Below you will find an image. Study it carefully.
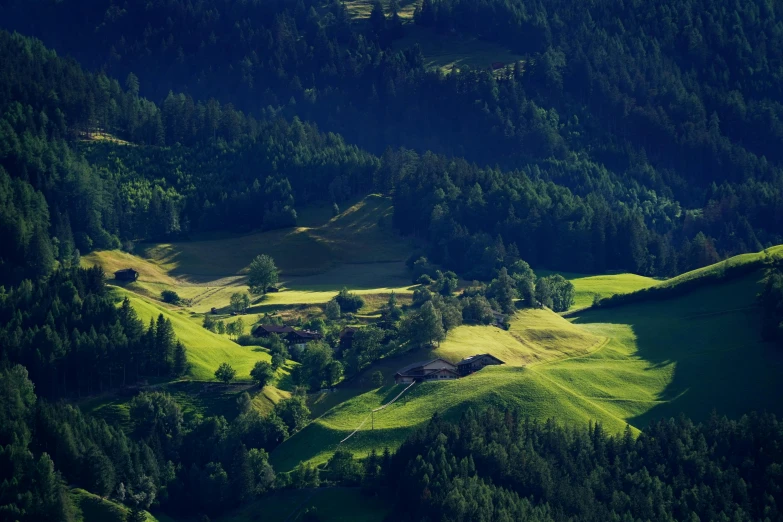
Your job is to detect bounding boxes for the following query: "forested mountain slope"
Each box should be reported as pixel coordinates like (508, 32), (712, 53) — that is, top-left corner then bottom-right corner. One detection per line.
(2, 0), (781, 279)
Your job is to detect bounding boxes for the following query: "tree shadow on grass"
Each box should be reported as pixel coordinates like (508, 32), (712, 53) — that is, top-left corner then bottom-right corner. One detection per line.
(572, 272), (783, 429)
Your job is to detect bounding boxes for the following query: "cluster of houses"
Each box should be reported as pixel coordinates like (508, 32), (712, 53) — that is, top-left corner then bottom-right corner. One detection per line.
(394, 354), (504, 384)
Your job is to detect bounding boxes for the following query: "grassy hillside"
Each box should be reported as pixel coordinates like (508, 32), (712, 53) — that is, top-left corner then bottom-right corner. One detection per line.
(656, 245), (783, 289)
(271, 265), (783, 471)
(114, 288), (274, 381)
(346, 0), (418, 19)
(393, 25), (524, 74)
(536, 270), (660, 311)
(139, 195), (408, 279)
(71, 489), (166, 522)
(85, 196), (416, 315)
(80, 379), (290, 431)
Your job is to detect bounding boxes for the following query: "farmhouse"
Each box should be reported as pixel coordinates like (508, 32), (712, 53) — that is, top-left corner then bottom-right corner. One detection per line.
(338, 326), (358, 353)
(253, 324), (295, 337)
(394, 358), (460, 384)
(252, 324), (323, 349)
(114, 268), (139, 282)
(456, 354), (505, 376)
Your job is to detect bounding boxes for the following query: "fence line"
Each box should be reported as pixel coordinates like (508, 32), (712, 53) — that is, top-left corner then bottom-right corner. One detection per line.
(339, 381), (417, 445)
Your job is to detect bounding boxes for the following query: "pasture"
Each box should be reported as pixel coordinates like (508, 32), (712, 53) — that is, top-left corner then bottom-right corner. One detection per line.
(536, 269), (660, 311)
(114, 288), (276, 381)
(271, 267), (783, 471)
(71, 489), (165, 522)
(345, 0), (418, 19)
(394, 25), (524, 74)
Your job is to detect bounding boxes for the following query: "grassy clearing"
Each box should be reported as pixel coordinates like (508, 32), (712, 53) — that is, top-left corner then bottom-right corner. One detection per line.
(537, 270), (660, 311)
(71, 488), (162, 522)
(138, 195), (408, 279)
(218, 488), (388, 522)
(393, 26), (524, 74)
(79, 380), (290, 429)
(656, 244), (783, 289)
(346, 0), (418, 19)
(271, 266), (783, 471)
(114, 288), (273, 381)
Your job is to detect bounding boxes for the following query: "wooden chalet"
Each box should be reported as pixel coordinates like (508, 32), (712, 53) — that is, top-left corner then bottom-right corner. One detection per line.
(338, 326), (358, 353)
(253, 325), (295, 337)
(252, 324), (323, 348)
(394, 358), (460, 384)
(114, 268), (139, 282)
(456, 353), (505, 376)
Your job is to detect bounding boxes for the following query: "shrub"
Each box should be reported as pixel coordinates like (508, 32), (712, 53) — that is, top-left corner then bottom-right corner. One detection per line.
(161, 290), (181, 304)
(333, 287), (364, 312)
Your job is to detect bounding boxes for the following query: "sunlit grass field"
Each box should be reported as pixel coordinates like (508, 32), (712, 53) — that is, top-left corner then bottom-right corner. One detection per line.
(536, 269), (660, 311)
(71, 488), (165, 522)
(139, 195), (408, 279)
(393, 25), (524, 74)
(271, 268), (783, 471)
(115, 288), (273, 381)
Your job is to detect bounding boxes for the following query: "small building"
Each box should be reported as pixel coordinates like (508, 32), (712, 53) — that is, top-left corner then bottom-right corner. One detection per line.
(253, 325), (295, 337)
(456, 354), (505, 376)
(394, 358), (460, 384)
(338, 327), (358, 353)
(289, 329), (323, 350)
(114, 268), (139, 282)
(252, 324), (323, 349)
(266, 285), (280, 293)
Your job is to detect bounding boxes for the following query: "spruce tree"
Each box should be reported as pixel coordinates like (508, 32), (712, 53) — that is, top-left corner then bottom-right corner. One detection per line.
(173, 342), (187, 376)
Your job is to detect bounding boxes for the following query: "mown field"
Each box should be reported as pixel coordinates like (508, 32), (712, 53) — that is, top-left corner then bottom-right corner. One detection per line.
(536, 270), (660, 311)
(114, 288), (276, 381)
(271, 262), (783, 471)
(393, 25), (524, 74)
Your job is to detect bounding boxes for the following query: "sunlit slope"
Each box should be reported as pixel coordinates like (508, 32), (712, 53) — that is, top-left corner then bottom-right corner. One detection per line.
(272, 267), (783, 471)
(139, 194), (409, 279)
(536, 269), (659, 311)
(657, 244), (783, 289)
(436, 308), (604, 366)
(569, 270), (782, 426)
(114, 288), (271, 380)
(71, 488), (165, 522)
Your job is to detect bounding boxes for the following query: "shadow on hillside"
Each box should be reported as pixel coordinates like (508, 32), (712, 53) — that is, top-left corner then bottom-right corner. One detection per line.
(572, 272), (783, 429)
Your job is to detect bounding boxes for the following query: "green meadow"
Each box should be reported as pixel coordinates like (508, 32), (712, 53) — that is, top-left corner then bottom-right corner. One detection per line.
(71, 489), (167, 522)
(393, 25), (524, 74)
(536, 269), (660, 311)
(115, 288), (275, 381)
(271, 264), (783, 471)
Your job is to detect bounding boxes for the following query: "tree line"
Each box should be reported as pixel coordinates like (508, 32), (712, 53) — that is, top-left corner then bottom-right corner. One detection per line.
(0, 266), (187, 399)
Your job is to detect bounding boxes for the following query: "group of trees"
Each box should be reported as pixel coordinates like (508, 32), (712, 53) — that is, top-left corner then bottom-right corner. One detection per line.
(1, 0), (781, 283)
(380, 407), (783, 521)
(0, 362), (317, 520)
(0, 266), (187, 399)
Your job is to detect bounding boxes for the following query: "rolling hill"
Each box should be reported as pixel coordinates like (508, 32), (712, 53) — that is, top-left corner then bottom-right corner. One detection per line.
(271, 249), (783, 471)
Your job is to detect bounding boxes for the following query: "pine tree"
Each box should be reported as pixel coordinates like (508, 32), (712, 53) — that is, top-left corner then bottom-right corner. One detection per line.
(173, 342), (187, 376)
(155, 314), (175, 375)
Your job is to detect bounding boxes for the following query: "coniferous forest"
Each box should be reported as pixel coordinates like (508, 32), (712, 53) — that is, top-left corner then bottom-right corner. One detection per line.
(1, 0), (783, 520)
